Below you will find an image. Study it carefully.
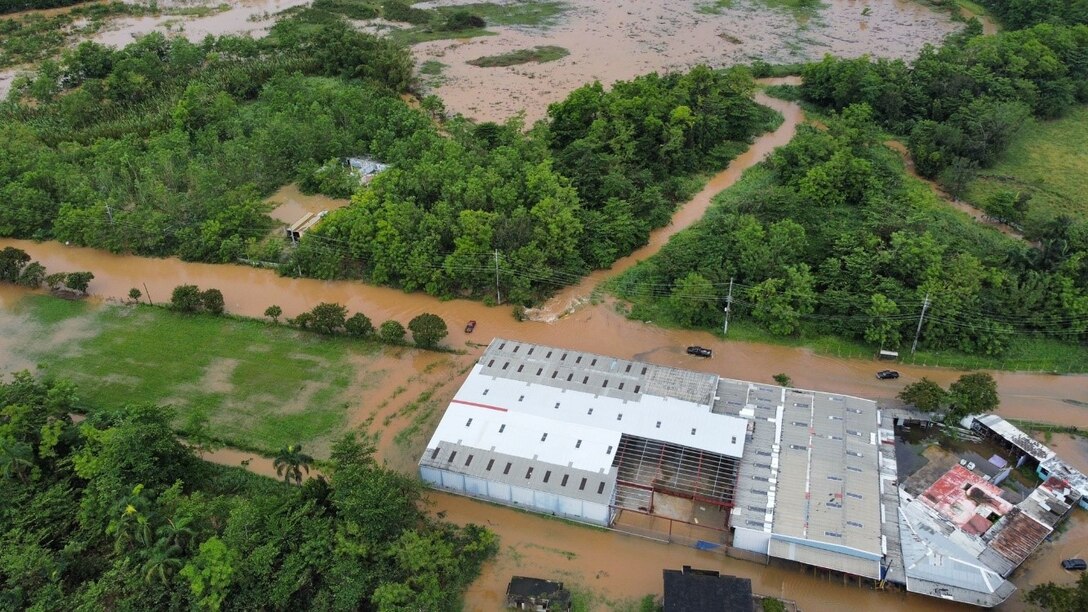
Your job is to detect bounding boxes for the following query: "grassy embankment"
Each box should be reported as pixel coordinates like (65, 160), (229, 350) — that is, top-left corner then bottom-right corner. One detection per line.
(608, 164), (1088, 374)
(467, 45), (569, 67)
(964, 105), (1088, 236)
(0, 294), (437, 455)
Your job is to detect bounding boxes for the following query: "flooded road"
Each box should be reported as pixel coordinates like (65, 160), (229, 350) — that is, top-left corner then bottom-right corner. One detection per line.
(4, 235), (1088, 431)
(415, 0), (959, 123)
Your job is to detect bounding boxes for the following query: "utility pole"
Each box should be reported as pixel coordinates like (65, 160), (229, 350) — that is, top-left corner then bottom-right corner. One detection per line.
(494, 249), (501, 305)
(911, 291), (930, 355)
(142, 282), (153, 306)
(723, 277), (734, 335)
(106, 205), (114, 225)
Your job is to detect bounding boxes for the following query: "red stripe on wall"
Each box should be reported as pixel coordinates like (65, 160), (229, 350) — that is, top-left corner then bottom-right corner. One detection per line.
(451, 399), (509, 412)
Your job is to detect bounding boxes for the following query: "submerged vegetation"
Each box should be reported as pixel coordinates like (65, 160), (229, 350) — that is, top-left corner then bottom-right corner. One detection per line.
(0, 372), (496, 609)
(467, 45), (569, 67)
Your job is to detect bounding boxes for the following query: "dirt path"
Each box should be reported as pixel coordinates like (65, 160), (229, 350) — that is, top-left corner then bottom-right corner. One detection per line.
(885, 140), (1030, 241)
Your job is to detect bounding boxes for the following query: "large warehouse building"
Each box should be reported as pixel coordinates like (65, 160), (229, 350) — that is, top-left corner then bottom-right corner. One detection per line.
(420, 339), (890, 577)
(419, 338), (749, 526)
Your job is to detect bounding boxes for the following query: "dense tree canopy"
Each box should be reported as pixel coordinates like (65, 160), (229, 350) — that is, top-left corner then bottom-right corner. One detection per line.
(0, 373), (495, 610)
(615, 100), (1088, 354)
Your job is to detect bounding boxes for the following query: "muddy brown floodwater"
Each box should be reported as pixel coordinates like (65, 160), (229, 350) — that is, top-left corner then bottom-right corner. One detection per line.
(91, 0), (312, 48)
(265, 183), (351, 225)
(415, 0), (959, 123)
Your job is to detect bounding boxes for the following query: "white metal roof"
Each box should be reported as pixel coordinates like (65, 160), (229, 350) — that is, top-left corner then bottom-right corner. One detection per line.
(449, 361), (747, 461)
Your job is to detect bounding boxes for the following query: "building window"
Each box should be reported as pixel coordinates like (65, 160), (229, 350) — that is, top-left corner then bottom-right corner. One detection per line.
(561, 353), (567, 361)
(483, 389), (489, 395)
(561, 475), (569, 487)
(525, 467), (533, 479)
(528, 347), (534, 355)
(576, 356), (582, 364)
(541, 433), (548, 442)
(517, 365), (524, 373)
(616, 414), (622, 421)
(603, 380), (609, 388)
(597, 482), (606, 495)
(567, 373), (573, 381)
(486, 459), (495, 471)
(582, 376), (589, 384)
(487, 359), (495, 367)
(499, 342), (506, 350)
(536, 368), (543, 375)
(691, 428), (697, 435)
(465, 418), (473, 427)
(430, 448), (440, 460)
(543, 470), (551, 483)
(465, 455), (473, 466)
(502, 362), (510, 370)
(576, 440), (582, 448)
(448, 451), (457, 463)
(656, 421), (661, 428)
(579, 478), (587, 491)
(546, 351), (552, 358)
(587, 408), (593, 415)
(731, 436), (736, 444)
(847, 521), (864, 528)
(606, 445), (613, 454)
(552, 371), (558, 379)
(503, 462), (512, 475)
(618, 382), (624, 390)
(591, 358), (597, 366)
(625, 364), (632, 373)
(518, 395), (524, 402)
(634, 385), (641, 394)
(499, 424), (506, 433)
(554, 402), (560, 409)
(513, 345), (520, 353)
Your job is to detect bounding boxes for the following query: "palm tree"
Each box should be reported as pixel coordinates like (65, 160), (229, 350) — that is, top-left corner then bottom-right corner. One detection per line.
(273, 444), (314, 486)
(0, 438), (34, 484)
(157, 516), (196, 551)
(142, 539), (183, 586)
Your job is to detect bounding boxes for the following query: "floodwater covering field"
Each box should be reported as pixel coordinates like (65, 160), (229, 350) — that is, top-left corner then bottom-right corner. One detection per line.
(414, 0), (960, 122)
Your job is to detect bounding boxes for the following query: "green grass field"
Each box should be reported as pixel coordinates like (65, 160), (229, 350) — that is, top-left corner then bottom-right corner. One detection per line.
(965, 105), (1088, 235)
(1, 295), (387, 454)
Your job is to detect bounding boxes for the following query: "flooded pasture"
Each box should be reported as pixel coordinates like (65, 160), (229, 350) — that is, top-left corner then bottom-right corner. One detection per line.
(265, 183), (351, 225)
(414, 0), (960, 123)
(91, 0), (312, 48)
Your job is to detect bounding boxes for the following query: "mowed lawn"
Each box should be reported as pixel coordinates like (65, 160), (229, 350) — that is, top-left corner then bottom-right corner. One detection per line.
(2, 295), (381, 454)
(966, 105), (1088, 233)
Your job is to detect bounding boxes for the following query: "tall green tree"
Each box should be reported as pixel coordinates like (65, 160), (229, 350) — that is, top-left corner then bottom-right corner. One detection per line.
(408, 313), (448, 349)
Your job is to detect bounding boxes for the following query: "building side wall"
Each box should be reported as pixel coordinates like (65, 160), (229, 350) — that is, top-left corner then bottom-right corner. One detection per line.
(421, 466), (611, 525)
(732, 527), (772, 555)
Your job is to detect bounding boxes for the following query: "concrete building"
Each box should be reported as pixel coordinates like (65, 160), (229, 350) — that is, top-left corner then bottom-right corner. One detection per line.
(722, 381), (889, 580)
(419, 339), (748, 526)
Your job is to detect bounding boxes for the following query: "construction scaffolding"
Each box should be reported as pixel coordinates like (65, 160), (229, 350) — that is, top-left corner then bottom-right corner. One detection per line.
(612, 434), (739, 523)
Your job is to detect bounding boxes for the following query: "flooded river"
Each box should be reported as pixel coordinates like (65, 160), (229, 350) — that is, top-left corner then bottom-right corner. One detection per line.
(415, 0), (960, 122)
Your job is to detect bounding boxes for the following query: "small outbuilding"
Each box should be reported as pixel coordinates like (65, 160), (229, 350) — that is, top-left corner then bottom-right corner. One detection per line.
(662, 566), (753, 612)
(505, 576), (571, 611)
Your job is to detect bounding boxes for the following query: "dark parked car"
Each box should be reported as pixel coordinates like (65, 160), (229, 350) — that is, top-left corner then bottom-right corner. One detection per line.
(464, 320), (476, 334)
(876, 370), (900, 380)
(1062, 559), (1087, 571)
(686, 346), (712, 358)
